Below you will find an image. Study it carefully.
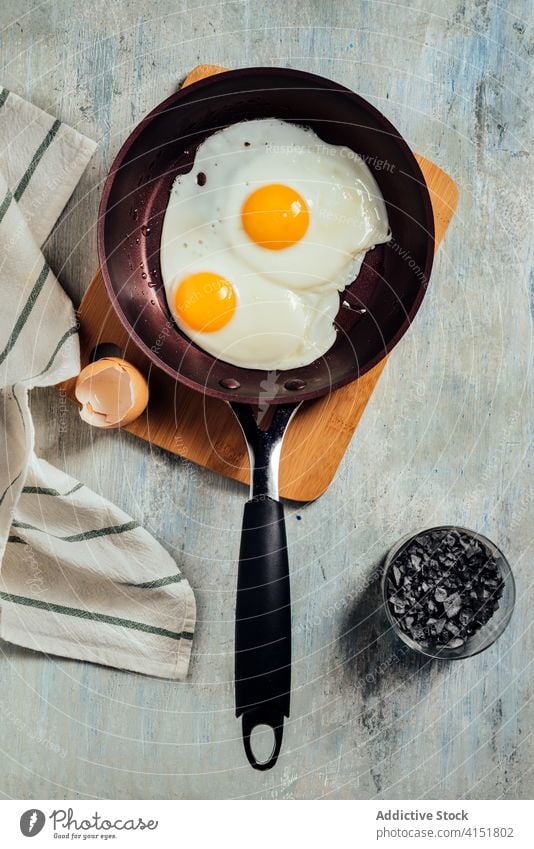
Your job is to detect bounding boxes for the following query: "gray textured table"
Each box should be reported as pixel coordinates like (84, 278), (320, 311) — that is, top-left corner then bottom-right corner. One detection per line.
(0, 0), (532, 799)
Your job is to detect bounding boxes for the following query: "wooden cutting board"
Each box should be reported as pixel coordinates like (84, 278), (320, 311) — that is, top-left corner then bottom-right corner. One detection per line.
(60, 65), (458, 502)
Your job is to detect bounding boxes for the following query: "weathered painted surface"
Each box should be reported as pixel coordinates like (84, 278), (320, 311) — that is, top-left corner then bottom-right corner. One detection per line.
(0, 0), (532, 799)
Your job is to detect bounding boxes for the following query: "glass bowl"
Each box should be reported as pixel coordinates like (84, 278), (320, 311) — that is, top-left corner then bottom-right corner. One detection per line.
(381, 525), (515, 660)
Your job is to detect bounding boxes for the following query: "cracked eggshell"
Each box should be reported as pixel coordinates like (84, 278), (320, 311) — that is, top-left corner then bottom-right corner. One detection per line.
(75, 357), (149, 428)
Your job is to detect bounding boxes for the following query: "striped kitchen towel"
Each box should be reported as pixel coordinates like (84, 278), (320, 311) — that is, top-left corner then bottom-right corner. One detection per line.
(0, 87), (195, 680)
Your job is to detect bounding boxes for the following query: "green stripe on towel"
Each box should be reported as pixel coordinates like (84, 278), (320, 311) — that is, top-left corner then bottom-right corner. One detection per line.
(0, 187), (13, 224)
(30, 324), (78, 379)
(0, 470), (23, 505)
(11, 385), (26, 433)
(0, 261), (50, 366)
(22, 482), (83, 497)
(11, 518), (139, 542)
(14, 119), (61, 202)
(0, 591), (193, 642)
(0, 88), (9, 109)
(134, 574), (184, 589)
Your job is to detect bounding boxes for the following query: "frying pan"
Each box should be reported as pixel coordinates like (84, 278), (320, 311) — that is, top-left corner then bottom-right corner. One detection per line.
(98, 67), (434, 770)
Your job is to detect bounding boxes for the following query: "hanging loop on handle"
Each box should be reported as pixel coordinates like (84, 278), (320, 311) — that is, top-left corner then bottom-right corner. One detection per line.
(241, 707), (285, 771)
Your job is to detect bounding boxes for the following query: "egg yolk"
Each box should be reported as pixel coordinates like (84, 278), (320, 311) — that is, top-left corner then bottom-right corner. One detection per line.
(241, 184), (309, 250)
(173, 272), (236, 332)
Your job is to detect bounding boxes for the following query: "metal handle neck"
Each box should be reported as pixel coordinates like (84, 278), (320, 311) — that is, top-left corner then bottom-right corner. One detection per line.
(230, 402), (301, 501)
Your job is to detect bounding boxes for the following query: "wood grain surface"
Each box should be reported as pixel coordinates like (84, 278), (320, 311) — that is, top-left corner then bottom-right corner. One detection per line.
(62, 136), (457, 501)
(0, 0), (531, 802)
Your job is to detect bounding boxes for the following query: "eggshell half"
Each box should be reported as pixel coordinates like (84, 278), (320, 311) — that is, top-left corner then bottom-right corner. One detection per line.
(75, 357), (149, 428)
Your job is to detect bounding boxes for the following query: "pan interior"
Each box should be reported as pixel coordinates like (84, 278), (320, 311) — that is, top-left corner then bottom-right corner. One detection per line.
(100, 68), (434, 404)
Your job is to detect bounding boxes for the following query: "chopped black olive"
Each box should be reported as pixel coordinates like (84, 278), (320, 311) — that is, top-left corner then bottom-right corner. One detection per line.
(385, 529), (504, 651)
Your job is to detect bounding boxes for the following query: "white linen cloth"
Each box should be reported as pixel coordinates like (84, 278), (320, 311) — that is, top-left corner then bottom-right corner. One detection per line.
(0, 87), (195, 679)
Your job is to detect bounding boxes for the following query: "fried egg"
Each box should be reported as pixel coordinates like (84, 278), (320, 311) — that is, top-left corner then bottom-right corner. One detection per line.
(160, 119), (389, 370)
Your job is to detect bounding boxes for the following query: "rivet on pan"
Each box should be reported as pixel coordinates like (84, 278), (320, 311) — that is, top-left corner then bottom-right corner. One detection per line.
(220, 377), (241, 390)
(284, 378), (306, 391)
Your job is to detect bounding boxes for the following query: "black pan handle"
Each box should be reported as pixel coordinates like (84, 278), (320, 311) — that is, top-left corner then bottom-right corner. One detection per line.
(235, 495), (291, 770)
(231, 402), (299, 770)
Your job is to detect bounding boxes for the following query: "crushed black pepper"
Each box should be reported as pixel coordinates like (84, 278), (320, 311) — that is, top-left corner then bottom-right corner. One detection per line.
(385, 528), (504, 650)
